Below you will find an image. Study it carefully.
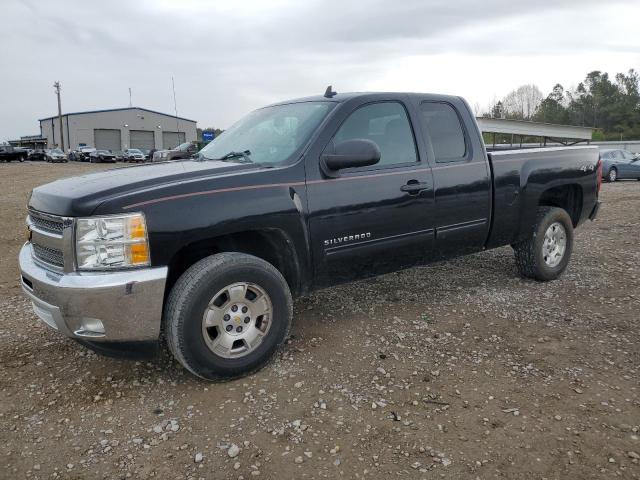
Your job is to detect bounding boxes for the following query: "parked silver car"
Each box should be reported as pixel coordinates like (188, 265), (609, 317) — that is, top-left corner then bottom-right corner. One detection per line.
(124, 148), (146, 163)
(45, 148), (68, 163)
(600, 149), (640, 182)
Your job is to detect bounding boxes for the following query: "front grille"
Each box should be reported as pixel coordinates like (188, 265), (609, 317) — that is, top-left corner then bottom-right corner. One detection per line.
(28, 212), (64, 235)
(32, 243), (64, 268)
(28, 210), (67, 269)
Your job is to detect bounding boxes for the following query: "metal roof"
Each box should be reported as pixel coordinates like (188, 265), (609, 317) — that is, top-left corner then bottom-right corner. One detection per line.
(38, 107), (196, 123)
(476, 117), (593, 140)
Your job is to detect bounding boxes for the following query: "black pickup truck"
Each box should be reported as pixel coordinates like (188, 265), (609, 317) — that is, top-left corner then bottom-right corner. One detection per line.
(0, 145), (28, 162)
(19, 90), (601, 381)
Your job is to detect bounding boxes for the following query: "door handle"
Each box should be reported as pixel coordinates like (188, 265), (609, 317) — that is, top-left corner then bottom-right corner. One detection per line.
(401, 180), (430, 194)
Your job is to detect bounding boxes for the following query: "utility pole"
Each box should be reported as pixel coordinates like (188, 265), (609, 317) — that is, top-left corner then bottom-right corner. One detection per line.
(53, 81), (64, 151)
(129, 87), (132, 107)
(171, 76), (179, 135)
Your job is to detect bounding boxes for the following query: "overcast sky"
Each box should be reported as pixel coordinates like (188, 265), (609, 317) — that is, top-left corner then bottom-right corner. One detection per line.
(1, 0), (639, 140)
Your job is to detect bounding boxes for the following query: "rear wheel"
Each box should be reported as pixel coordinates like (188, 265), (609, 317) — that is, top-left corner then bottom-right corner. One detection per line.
(607, 167), (617, 182)
(513, 207), (574, 281)
(164, 252), (293, 381)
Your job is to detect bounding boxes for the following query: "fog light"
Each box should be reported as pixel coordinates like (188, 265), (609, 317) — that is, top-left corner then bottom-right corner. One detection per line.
(74, 318), (106, 338)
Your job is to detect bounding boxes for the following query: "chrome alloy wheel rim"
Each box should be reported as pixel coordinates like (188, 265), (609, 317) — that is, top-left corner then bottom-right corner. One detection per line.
(542, 221), (567, 267)
(201, 282), (273, 359)
(609, 169), (617, 181)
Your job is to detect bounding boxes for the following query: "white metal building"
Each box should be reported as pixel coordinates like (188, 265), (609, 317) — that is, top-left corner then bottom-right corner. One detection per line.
(39, 107), (197, 152)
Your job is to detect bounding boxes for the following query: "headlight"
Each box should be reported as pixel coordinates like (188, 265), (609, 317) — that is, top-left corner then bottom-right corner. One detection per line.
(75, 213), (150, 270)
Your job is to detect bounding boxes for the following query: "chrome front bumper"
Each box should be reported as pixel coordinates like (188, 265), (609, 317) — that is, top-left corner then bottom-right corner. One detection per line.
(19, 243), (167, 342)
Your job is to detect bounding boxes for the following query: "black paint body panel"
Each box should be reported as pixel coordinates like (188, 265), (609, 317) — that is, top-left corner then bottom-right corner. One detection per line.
(27, 92), (600, 295)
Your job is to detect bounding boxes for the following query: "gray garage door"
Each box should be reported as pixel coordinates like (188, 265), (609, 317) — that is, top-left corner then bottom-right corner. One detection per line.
(94, 129), (122, 152)
(130, 130), (155, 150)
(162, 131), (186, 149)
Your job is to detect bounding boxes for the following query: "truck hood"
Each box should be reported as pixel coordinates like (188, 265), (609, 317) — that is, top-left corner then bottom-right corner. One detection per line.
(29, 160), (250, 217)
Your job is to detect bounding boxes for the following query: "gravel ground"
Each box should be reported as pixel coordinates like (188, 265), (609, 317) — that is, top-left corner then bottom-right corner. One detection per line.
(1, 162), (639, 479)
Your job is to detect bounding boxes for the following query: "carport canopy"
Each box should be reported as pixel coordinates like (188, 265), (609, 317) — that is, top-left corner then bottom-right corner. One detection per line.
(476, 118), (594, 147)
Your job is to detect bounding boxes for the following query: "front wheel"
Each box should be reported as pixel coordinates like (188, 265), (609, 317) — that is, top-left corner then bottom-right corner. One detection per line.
(607, 168), (617, 182)
(164, 252), (293, 381)
(513, 207), (574, 282)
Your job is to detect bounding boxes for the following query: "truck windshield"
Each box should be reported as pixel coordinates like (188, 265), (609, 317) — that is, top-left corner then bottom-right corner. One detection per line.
(199, 101), (334, 165)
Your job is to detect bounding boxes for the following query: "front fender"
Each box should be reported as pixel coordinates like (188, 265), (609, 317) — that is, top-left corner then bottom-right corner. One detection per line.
(93, 163), (311, 289)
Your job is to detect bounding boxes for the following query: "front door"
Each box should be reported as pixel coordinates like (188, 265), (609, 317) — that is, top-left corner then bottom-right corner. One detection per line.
(306, 99), (436, 287)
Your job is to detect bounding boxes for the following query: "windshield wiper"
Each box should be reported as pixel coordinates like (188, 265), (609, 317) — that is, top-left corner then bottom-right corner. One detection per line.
(215, 150), (253, 162)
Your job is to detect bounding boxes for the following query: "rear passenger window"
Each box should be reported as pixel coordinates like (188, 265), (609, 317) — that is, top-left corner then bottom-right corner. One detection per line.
(334, 102), (417, 167)
(420, 102), (467, 162)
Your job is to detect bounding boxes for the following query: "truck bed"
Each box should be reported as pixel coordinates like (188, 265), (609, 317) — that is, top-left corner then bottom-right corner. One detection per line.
(486, 145), (600, 249)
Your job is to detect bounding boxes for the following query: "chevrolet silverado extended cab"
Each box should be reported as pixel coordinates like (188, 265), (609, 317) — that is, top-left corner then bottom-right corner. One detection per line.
(19, 91), (601, 381)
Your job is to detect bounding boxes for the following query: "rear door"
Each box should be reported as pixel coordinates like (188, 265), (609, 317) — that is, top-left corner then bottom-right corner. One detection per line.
(415, 100), (491, 258)
(307, 98), (436, 287)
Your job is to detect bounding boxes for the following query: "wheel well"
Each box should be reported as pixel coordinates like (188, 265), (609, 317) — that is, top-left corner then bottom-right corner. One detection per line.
(538, 184), (582, 227)
(165, 230), (301, 298)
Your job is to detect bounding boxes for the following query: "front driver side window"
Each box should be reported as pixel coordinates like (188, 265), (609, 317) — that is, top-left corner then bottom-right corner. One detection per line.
(334, 102), (417, 167)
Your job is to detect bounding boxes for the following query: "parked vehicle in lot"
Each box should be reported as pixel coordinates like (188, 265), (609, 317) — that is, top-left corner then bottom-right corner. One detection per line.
(28, 149), (47, 161)
(0, 144), (27, 162)
(45, 149), (68, 163)
(600, 148), (640, 181)
(72, 147), (97, 162)
(89, 149), (116, 163)
(124, 148), (147, 162)
(153, 142), (198, 161)
(20, 91), (601, 381)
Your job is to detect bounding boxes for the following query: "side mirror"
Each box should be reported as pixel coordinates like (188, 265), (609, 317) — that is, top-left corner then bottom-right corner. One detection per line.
(322, 139), (381, 173)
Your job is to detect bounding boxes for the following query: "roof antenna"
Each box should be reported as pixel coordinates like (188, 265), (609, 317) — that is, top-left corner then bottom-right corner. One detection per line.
(324, 85), (337, 98)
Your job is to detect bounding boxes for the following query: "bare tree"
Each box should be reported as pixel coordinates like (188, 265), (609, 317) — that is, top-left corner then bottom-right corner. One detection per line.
(502, 85), (543, 120)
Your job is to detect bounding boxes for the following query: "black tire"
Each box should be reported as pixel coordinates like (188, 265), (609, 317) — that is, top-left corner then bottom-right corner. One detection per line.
(607, 167), (617, 182)
(513, 207), (574, 282)
(164, 252), (293, 381)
